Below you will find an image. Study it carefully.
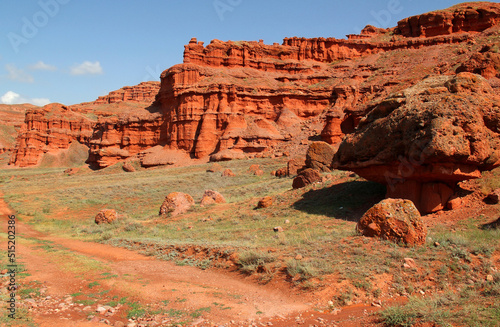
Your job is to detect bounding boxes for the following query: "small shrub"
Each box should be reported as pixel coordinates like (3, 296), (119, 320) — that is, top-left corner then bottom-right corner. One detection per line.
(237, 250), (275, 274)
(286, 260), (317, 280)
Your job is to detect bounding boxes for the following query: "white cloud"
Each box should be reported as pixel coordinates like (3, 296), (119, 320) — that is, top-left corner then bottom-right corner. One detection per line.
(29, 61), (57, 71)
(5, 64), (34, 83)
(0, 91), (50, 106)
(70, 61), (103, 76)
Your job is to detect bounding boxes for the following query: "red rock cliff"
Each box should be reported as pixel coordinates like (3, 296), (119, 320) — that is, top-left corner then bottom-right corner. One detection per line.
(93, 81), (160, 104)
(9, 2), (500, 168)
(9, 104), (94, 167)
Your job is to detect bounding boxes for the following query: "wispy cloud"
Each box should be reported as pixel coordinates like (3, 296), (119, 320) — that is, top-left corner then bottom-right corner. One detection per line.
(70, 61), (103, 76)
(0, 91), (50, 106)
(5, 64), (34, 83)
(29, 61), (57, 71)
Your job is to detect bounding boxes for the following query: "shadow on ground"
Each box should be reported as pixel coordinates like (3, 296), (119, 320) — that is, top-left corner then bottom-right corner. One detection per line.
(293, 180), (386, 222)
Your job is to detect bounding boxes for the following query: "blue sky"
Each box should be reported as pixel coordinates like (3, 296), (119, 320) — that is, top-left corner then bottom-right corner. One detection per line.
(0, 0), (470, 105)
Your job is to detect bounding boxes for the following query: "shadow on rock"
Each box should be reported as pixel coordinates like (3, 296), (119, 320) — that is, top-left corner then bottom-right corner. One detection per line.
(292, 180), (386, 222)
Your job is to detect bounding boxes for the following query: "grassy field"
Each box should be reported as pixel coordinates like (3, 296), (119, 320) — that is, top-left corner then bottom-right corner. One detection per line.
(1, 158), (500, 326)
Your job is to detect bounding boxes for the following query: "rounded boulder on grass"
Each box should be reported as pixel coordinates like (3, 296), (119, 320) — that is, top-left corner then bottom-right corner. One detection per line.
(95, 209), (118, 225)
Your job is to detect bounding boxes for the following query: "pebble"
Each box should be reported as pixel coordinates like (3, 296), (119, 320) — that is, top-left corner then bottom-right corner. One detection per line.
(486, 275), (494, 282)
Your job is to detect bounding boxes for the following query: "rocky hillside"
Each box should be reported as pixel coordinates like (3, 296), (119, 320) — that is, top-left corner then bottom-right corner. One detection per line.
(7, 2), (500, 168)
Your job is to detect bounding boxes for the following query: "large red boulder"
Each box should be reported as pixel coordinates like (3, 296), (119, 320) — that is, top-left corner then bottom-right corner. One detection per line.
(159, 192), (195, 216)
(305, 141), (335, 172)
(292, 168), (322, 189)
(333, 73), (500, 214)
(200, 190), (226, 206)
(357, 199), (427, 246)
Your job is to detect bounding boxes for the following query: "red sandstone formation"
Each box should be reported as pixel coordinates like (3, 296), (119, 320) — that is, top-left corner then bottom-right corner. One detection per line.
(8, 2), (500, 169)
(333, 73), (500, 214)
(0, 104), (33, 155)
(9, 84), (162, 168)
(9, 104), (94, 167)
(93, 82), (160, 104)
(397, 2), (500, 38)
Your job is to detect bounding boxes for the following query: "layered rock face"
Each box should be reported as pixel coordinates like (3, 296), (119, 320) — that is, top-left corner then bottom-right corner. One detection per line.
(10, 85), (162, 168)
(0, 104), (33, 155)
(87, 110), (166, 168)
(156, 56), (331, 159)
(397, 2), (500, 37)
(9, 104), (94, 167)
(93, 81), (160, 104)
(333, 73), (500, 214)
(8, 2), (500, 168)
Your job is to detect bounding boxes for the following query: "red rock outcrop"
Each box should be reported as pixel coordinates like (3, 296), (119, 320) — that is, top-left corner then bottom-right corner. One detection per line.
(0, 104), (33, 155)
(93, 82), (160, 104)
(397, 2), (500, 38)
(9, 104), (94, 167)
(333, 73), (500, 214)
(9, 85), (164, 168)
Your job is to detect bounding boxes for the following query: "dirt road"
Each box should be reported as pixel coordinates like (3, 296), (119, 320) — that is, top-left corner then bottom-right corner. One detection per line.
(1, 194), (379, 326)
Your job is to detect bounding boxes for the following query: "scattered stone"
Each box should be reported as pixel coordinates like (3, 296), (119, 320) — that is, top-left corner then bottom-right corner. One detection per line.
(96, 306), (107, 314)
(447, 196), (462, 210)
(114, 321), (125, 327)
(257, 196), (273, 208)
(295, 254), (303, 260)
(83, 306), (92, 312)
(403, 258), (417, 269)
(64, 168), (79, 176)
(207, 163), (223, 173)
(222, 168), (236, 177)
(1, 269), (7, 275)
(200, 190), (226, 206)
(486, 274), (494, 282)
(357, 198), (427, 246)
(159, 192), (194, 216)
(284, 219), (290, 224)
(122, 162), (136, 172)
(254, 169), (264, 176)
(95, 209), (118, 225)
(292, 168), (321, 189)
(210, 149), (246, 162)
(306, 141), (335, 172)
(273, 226), (284, 232)
(273, 167), (288, 178)
(248, 164), (261, 173)
(434, 242), (441, 247)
